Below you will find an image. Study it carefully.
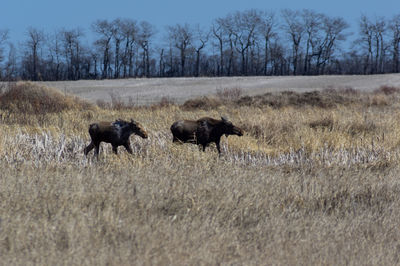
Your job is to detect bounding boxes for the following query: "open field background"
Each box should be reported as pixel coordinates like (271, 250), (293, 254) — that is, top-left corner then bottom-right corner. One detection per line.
(1, 80), (400, 264)
(39, 74), (400, 105)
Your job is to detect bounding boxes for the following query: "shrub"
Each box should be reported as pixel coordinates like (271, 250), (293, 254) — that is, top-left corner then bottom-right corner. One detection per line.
(309, 117), (334, 131)
(97, 93), (141, 110)
(374, 85), (400, 95)
(0, 81), (94, 114)
(157, 96), (175, 107)
(96, 99), (111, 109)
(234, 91), (351, 109)
(181, 96), (222, 110)
(347, 121), (377, 136)
(337, 86), (360, 95)
(324, 86), (359, 95)
(369, 94), (389, 106)
(240, 122), (264, 139)
(109, 92), (126, 110)
(216, 87), (243, 101)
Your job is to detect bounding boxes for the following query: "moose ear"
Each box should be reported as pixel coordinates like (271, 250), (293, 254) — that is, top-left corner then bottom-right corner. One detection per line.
(221, 116), (228, 122)
(131, 119), (136, 124)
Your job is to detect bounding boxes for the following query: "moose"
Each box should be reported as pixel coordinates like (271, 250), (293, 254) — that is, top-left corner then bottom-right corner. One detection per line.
(84, 119), (148, 157)
(170, 116), (243, 154)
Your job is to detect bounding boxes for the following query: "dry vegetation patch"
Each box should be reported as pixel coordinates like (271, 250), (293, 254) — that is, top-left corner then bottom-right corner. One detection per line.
(1, 83), (400, 264)
(234, 90), (354, 109)
(0, 81), (94, 114)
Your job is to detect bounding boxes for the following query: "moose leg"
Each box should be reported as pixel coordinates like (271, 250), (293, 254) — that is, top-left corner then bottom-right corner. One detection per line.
(202, 144), (206, 152)
(123, 142), (133, 154)
(215, 140), (221, 154)
(84, 142), (95, 156)
(173, 136), (185, 144)
(94, 143), (100, 157)
(112, 145), (118, 154)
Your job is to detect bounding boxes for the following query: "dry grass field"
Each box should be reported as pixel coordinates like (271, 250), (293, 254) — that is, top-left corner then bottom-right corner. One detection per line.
(39, 74), (400, 105)
(1, 81), (400, 265)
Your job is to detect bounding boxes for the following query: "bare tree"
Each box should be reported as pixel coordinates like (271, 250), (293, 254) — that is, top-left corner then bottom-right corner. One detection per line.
(358, 15), (374, 74)
(24, 27), (45, 80)
(218, 15), (236, 76)
(192, 25), (209, 77)
(0, 29), (9, 79)
(89, 48), (99, 78)
(61, 28), (85, 80)
(231, 10), (261, 75)
(4, 8), (400, 79)
(2, 43), (17, 81)
(315, 16), (349, 74)
(138, 21), (156, 77)
(157, 47), (165, 76)
(111, 19), (124, 78)
(281, 9), (304, 75)
(119, 19), (137, 78)
(212, 19), (226, 75)
(164, 39), (177, 76)
(389, 14), (400, 72)
(46, 31), (63, 80)
(301, 9), (323, 74)
(0, 30), (8, 62)
(92, 19), (114, 79)
(370, 17), (386, 73)
(357, 16), (388, 74)
(258, 11), (276, 75)
(167, 23), (193, 76)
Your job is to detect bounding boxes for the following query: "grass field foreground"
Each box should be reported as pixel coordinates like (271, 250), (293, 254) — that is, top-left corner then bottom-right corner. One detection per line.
(1, 82), (400, 264)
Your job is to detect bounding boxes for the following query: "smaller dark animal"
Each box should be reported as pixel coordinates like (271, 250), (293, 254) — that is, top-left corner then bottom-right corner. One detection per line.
(84, 119), (148, 157)
(170, 116), (243, 154)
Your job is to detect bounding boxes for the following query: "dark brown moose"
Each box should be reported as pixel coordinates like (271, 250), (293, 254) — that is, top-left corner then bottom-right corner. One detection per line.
(170, 116), (243, 154)
(84, 119), (148, 157)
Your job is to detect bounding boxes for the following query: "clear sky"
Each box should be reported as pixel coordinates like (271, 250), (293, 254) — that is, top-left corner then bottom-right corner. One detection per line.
(1, 0), (399, 44)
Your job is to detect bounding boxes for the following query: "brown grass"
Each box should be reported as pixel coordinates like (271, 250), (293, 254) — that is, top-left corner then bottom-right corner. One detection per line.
(1, 83), (400, 265)
(374, 85), (400, 95)
(0, 81), (94, 114)
(234, 90), (352, 109)
(181, 96), (222, 110)
(216, 87), (243, 101)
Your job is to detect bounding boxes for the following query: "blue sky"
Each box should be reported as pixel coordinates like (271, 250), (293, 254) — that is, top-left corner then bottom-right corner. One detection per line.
(1, 0), (399, 44)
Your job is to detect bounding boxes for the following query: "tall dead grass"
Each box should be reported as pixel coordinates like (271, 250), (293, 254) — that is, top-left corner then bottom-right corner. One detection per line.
(0, 82), (94, 114)
(1, 83), (400, 265)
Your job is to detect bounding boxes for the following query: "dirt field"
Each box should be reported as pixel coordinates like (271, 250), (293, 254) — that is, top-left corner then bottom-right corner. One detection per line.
(39, 74), (400, 105)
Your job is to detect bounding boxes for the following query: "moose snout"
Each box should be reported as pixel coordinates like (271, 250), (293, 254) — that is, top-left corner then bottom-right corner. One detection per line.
(234, 127), (244, 136)
(141, 131), (149, 139)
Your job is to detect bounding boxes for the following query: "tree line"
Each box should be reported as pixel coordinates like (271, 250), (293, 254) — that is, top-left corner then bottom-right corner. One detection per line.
(0, 9), (400, 81)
